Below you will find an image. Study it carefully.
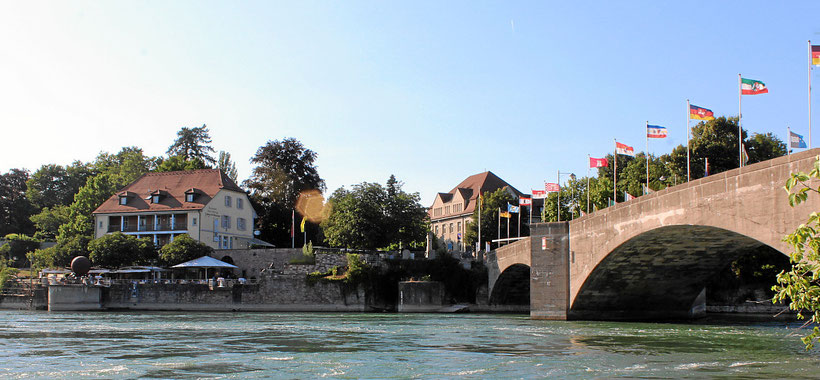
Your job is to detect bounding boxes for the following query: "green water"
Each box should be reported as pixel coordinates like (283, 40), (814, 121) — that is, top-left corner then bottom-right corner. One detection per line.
(1, 311), (818, 379)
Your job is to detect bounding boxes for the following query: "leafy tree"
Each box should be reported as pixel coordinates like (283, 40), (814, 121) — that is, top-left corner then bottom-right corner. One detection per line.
(92, 146), (155, 184)
(25, 161), (93, 209)
(218, 151), (238, 182)
(0, 169), (37, 236)
(322, 183), (388, 249)
(158, 234), (213, 266)
(167, 124), (216, 166)
(0, 233), (41, 267)
(155, 155), (208, 172)
(29, 205), (70, 240)
(747, 132), (787, 163)
(463, 188), (520, 250)
(541, 177), (587, 222)
(57, 173), (125, 244)
(384, 175), (428, 249)
(773, 159), (820, 349)
(88, 232), (157, 268)
(244, 138), (325, 247)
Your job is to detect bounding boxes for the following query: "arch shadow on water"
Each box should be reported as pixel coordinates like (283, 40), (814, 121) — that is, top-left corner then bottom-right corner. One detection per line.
(490, 264), (530, 306)
(569, 225), (785, 321)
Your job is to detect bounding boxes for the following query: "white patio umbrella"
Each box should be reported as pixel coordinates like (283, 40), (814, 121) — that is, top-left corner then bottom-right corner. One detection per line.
(171, 256), (238, 280)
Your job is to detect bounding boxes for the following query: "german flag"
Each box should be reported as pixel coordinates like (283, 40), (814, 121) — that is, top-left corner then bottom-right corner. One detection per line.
(689, 104), (715, 121)
(812, 45), (820, 66)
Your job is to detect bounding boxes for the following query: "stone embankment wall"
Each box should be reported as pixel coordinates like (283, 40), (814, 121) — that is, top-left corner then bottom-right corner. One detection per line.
(214, 248), (302, 279)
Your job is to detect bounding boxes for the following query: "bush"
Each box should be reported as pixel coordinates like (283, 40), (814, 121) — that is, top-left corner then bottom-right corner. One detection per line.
(158, 234), (213, 266)
(290, 241), (316, 264)
(0, 234), (41, 267)
(88, 232), (157, 268)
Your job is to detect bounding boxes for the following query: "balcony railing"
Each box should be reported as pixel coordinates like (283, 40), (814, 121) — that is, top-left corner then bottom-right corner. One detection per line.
(108, 223), (187, 233)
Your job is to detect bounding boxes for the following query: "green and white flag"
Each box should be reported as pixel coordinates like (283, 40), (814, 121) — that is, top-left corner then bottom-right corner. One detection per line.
(741, 78), (768, 95)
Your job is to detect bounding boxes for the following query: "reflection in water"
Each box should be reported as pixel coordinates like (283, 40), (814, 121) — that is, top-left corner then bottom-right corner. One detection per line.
(0, 311), (818, 378)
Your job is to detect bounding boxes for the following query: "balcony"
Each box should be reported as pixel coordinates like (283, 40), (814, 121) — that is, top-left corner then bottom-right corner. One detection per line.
(108, 223), (187, 233)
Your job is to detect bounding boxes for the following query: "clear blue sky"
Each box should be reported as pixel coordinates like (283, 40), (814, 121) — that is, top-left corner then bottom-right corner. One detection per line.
(2, 1), (819, 204)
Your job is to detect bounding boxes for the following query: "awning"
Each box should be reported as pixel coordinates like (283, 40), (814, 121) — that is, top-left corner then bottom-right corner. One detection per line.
(171, 256), (239, 269)
(241, 237), (275, 247)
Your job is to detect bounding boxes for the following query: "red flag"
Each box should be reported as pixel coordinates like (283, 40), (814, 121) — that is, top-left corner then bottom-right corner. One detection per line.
(545, 183), (560, 192)
(589, 157), (608, 168)
(532, 189), (546, 199)
(615, 142), (635, 157)
(519, 197), (532, 206)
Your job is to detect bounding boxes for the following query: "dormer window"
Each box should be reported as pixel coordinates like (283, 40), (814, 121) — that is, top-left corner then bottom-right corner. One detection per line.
(152, 195), (161, 204)
(119, 196), (128, 205)
(117, 191), (135, 206)
(149, 190), (168, 204)
(185, 188), (200, 203)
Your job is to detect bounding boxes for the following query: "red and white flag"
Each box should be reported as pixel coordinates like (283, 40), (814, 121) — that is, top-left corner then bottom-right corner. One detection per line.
(532, 189), (547, 199)
(519, 197), (532, 206)
(616, 142), (635, 157)
(589, 157), (609, 168)
(545, 182), (560, 192)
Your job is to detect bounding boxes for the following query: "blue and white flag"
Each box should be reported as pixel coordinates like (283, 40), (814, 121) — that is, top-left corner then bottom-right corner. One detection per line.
(647, 125), (667, 138)
(791, 131), (807, 149)
(507, 203), (520, 213)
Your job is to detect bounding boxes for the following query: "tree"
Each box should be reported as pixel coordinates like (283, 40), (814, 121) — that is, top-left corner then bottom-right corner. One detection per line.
(218, 151), (238, 182)
(773, 159), (820, 349)
(244, 138), (325, 247)
(167, 124), (216, 166)
(463, 188), (520, 251)
(0, 233), (40, 267)
(747, 132), (787, 163)
(25, 162), (93, 210)
(92, 146), (155, 184)
(0, 169), (37, 236)
(321, 176), (428, 250)
(87, 232), (157, 268)
(29, 205), (70, 240)
(155, 155), (208, 172)
(158, 234), (213, 266)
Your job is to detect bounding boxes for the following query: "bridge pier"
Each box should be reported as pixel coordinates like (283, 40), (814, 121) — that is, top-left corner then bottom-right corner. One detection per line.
(530, 222), (570, 320)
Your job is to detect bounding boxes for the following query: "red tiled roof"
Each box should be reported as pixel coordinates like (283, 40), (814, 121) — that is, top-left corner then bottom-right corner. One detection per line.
(92, 169), (244, 214)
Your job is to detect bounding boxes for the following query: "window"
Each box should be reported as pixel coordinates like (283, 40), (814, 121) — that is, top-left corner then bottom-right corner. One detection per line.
(152, 195), (160, 204)
(449, 223), (453, 233)
(98, 221), (103, 229)
(225, 196), (232, 207)
(434, 225), (439, 235)
(214, 218), (219, 231)
(237, 218), (246, 231)
(192, 217), (197, 226)
(237, 198), (243, 209)
(221, 235), (229, 249)
(457, 222), (461, 232)
(186, 193), (195, 202)
(119, 197), (127, 205)
(222, 215), (231, 229)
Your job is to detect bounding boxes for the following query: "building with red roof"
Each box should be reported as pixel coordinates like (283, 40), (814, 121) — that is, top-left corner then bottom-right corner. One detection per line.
(92, 169), (261, 249)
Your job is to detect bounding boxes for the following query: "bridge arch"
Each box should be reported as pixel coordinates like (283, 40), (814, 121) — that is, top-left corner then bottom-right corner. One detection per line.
(568, 225), (781, 320)
(489, 264), (531, 305)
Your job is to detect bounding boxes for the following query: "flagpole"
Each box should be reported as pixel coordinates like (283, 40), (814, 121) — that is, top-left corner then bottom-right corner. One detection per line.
(613, 139), (617, 205)
(645, 120), (649, 195)
(586, 154), (590, 214)
(497, 207), (500, 248)
(303, 217), (306, 246)
(686, 99), (691, 182)
(810, 40), (813, 149)
(739, 73), (743, 168)
(478, 193), (481, 253)
(528, 196), (532, 225)
(788, 126), (791, 157)
(556, 169), (561, 222)
(291, 209), (295, 248)
(517, 208), (520, 237)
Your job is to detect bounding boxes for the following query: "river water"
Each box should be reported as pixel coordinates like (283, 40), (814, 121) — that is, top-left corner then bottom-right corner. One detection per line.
(1, 311), (819, 379)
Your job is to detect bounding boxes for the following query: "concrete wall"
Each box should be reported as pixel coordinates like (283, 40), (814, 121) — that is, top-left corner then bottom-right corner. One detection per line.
(398, 281), (444, 312)
(529, 223), (569, 320)
(48, 285), (102, 311)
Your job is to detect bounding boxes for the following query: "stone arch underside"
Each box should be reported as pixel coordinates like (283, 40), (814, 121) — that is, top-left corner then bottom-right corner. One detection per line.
(568, 225), (780, 320)
(489, 264), (531, 305)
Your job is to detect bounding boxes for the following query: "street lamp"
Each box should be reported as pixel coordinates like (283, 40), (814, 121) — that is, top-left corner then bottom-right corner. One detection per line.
(557, 171), (576, 222)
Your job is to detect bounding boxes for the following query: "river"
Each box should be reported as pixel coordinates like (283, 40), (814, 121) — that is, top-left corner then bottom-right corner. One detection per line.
(1, 311), (818, 378)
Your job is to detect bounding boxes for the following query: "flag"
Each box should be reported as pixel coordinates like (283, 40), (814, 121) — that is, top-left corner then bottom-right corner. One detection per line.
(813, 45), (820, 66)
(689, 104), (715, 120)
(300, 217), (306, 233)
(616, 142), (635, 157)
(741, 78), (768, 95)
(500, 211), (511, 218)
(589, 157), (608, 168)
(642, 184), (653, 195)
(545, 182), (560, 192)
(519, 197), (532, 206)
(507, 203), (520, 213)
(647, 125), (667, 138)
(624, 192), (635, 201)
(790, 131), (808, 149)
(532, 189), (547, 199)
(741, 143), (749, 165)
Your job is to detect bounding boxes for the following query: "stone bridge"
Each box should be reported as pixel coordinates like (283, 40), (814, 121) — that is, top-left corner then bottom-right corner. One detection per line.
(487, 148), (820, 320)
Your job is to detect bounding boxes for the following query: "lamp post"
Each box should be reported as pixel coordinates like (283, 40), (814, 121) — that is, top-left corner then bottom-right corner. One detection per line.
(557, 171), (576, 222)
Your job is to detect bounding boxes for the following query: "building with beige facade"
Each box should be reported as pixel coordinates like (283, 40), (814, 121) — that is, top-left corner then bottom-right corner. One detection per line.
(92, 169), (262, 250)
(429, 171), (523, 252)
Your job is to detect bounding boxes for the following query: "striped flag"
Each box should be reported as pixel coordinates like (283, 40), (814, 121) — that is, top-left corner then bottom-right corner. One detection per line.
(689, 104), (715, 120)
(791, 131), (808, 149)
(813, 45), (820, 66)
(647, 125), (667, 138)
(507, 203), (520, 213)
(741, 78), (768, 95)
(519, 197), (532, 206)
(545, 183), (560, 192)
(616, 142), (635, 157)
(532, 190), (547, 199)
